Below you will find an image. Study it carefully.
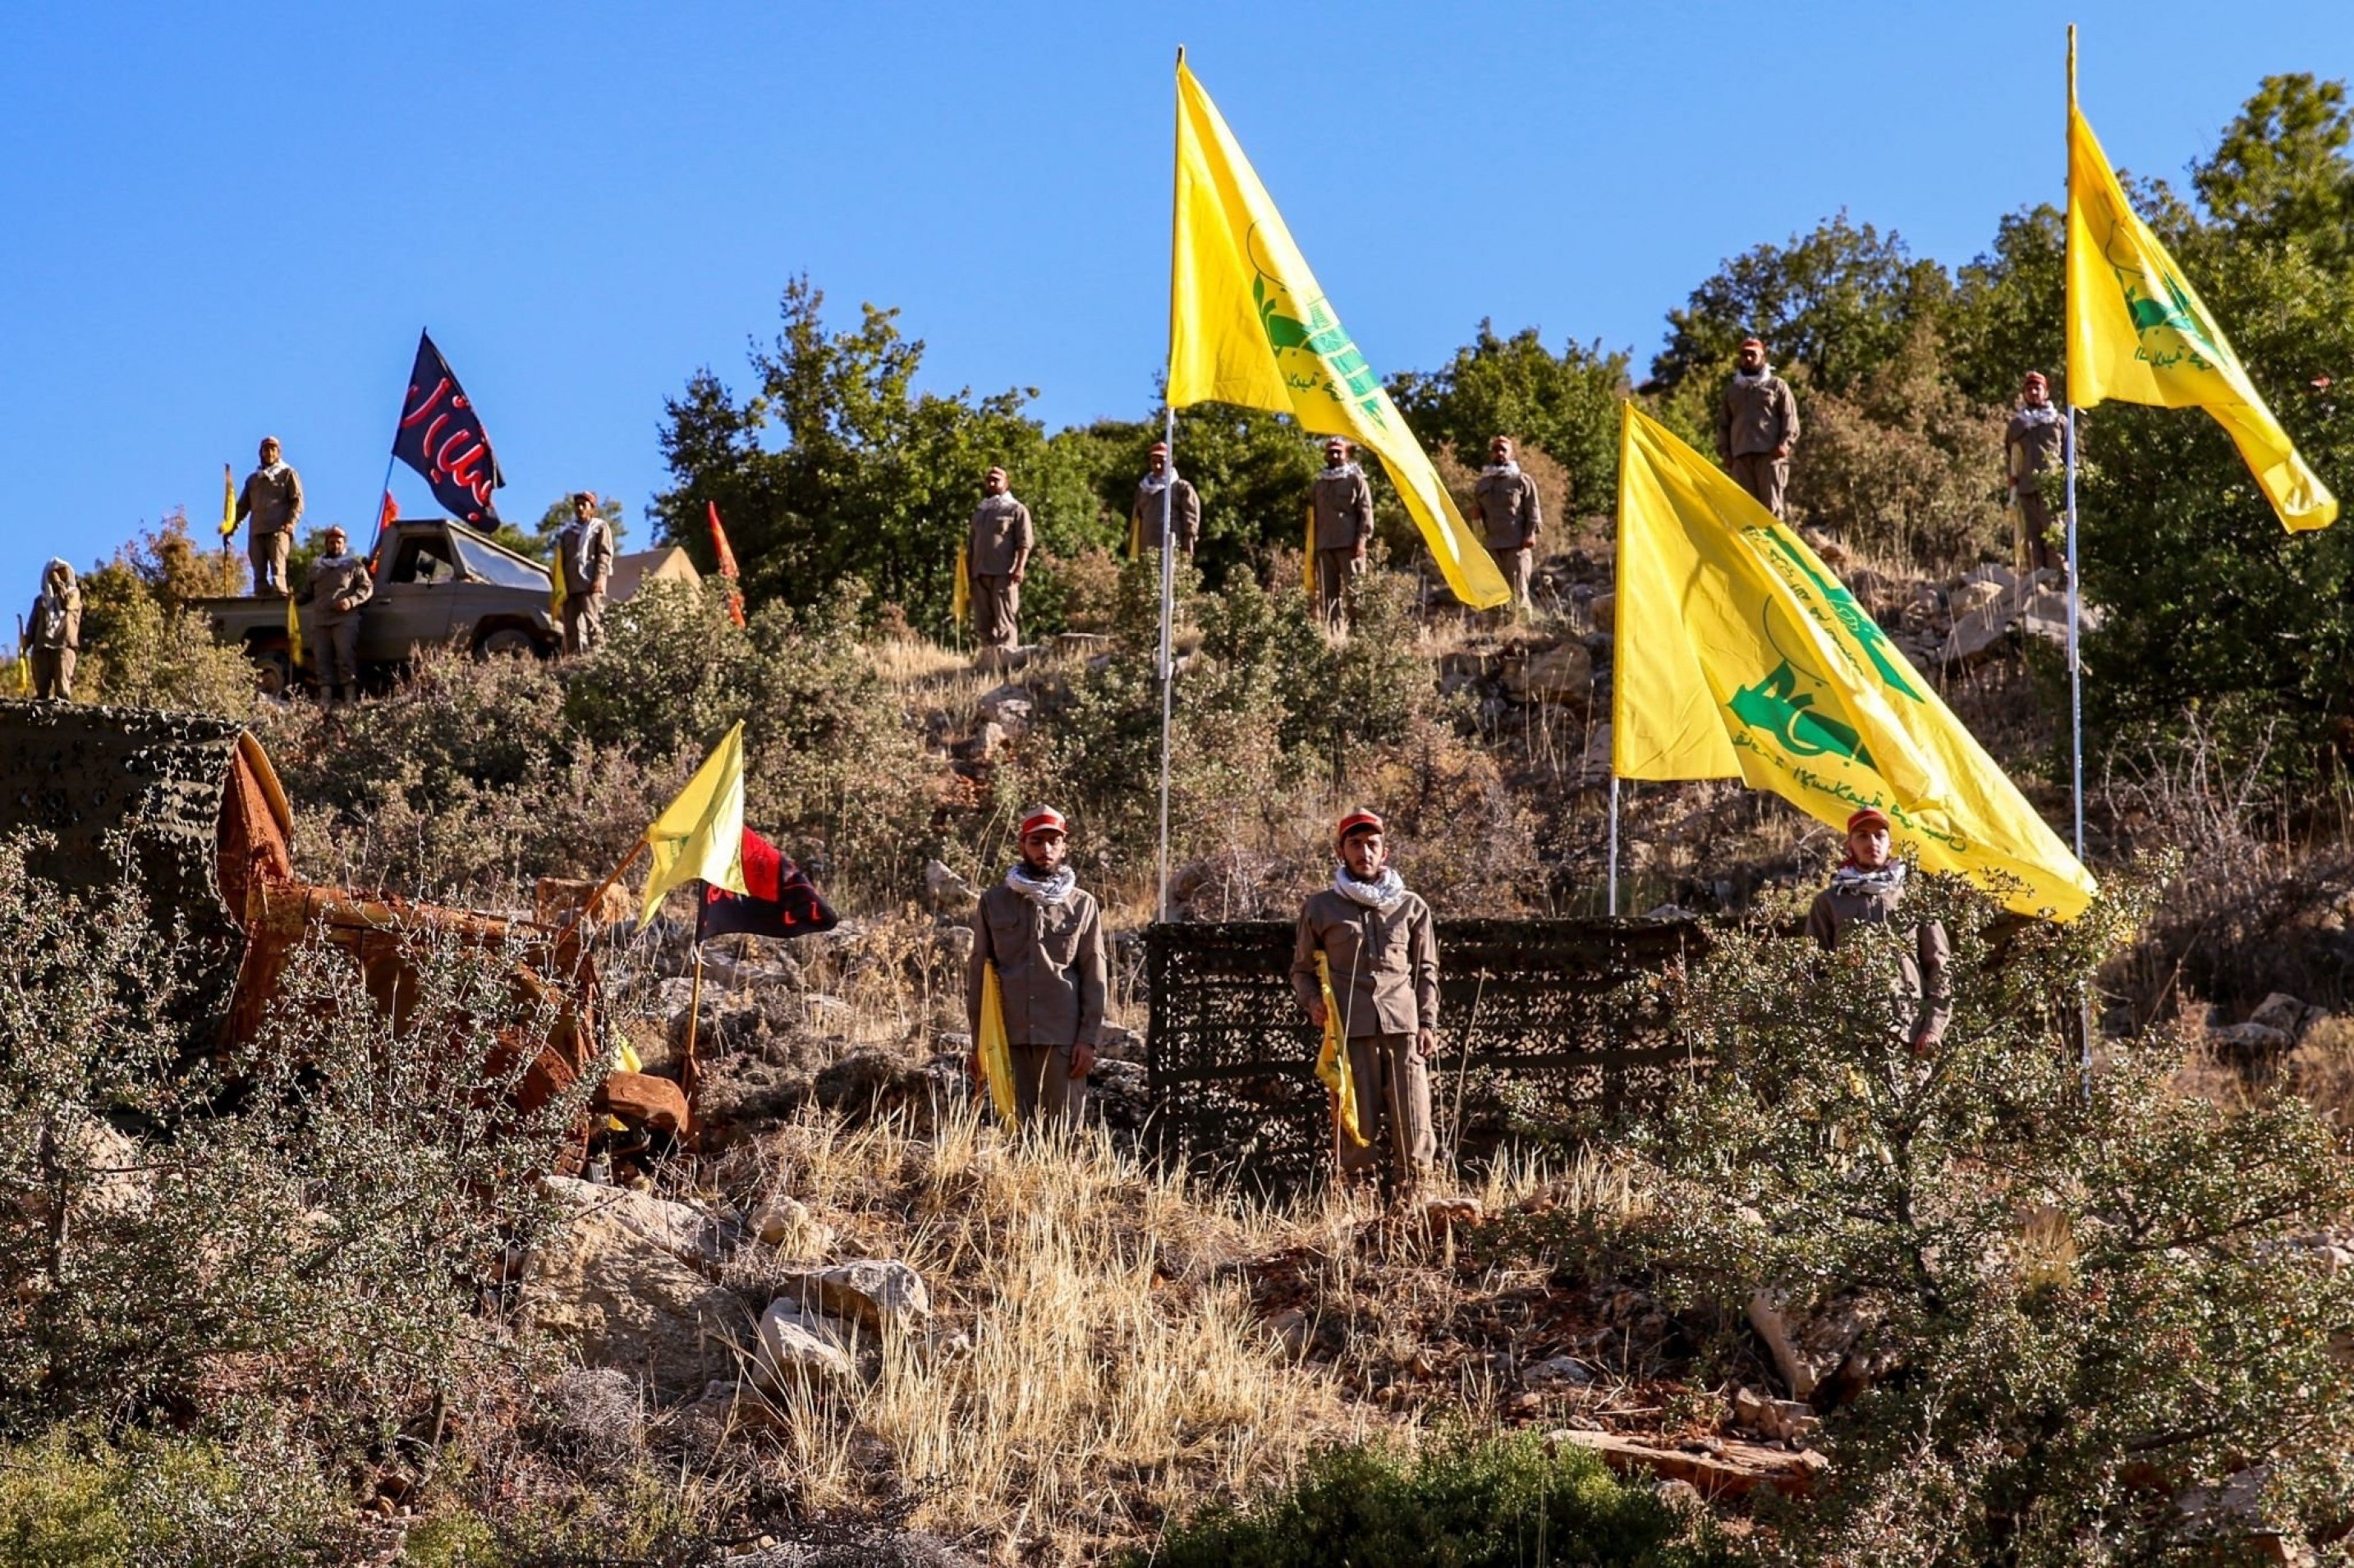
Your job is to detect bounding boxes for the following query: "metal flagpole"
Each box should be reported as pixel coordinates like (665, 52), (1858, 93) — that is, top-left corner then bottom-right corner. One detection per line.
(1156, 408), (1177, 920)
(2065, 26), (2095, 1084)
(1607, 775), (1621, 916)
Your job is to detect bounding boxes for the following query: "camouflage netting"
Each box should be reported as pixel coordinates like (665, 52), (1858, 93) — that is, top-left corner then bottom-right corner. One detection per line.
(0, 699), (252, 1043)
(1145, 916), (1705, 1194)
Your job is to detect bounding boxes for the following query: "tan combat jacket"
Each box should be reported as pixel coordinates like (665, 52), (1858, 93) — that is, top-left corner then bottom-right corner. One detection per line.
(559, 516), (614, 594)
(2006, 408), (2067, 481)
(1310, 467), (1375, 551)
(28, 562), (80, 650)
(1472, 469), (1543, 551)
(1291, 887), (1440, 1038)
(301, 552), (375, 626)
(969, 494), (1035, 577)
(1715, 372), (1800, 461)
(1806, 876), (1952, 1042)
(967, 880), (1107, 1048)
(1131, 477), (1200, 552)
(238, 462), (305, 534)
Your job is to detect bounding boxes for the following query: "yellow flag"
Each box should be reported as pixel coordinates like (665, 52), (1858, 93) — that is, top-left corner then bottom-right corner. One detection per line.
(549, 551), (567, 619)
(637, 720), (750, 928)
(1314, 953), (1367, 1148)
(1613, 403), (2095, 920)
(284, 591), (304, 671)
(952, 538), (970, 626)
(1128, 509), (1142, 562)
(2066, 40), (2335, 532)
(977, 961), (1019, 1123)
(1169, 55), (1508, 610)
(220, 463), (236, 541)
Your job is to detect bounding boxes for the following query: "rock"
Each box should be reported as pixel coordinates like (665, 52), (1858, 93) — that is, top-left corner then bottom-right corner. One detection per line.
(1952, 580), (2005, 615)
(543, 1176), (737, 1268)
(2251, 993), (2315, 1041)
(1749, 1287), (1870, 1400)
(1553, 1430), (1827, 1499)
(813, 1048), (913, 1116)
(949, 722), (1005, 763)
(598, 1070), (690, 1134)
(1503, 641), (1593, 703)
(1096, 1025), (1146, 1064)
(2209, 1021), (2292, 1053)
(1958, 562), (2018, 591)
(524, 1185), (748, 1396)
(1422, 1197), (1484, 1231)
(1086, 1057), (1149, 1133)
(780, 1259), (930, 1333)
(754, 1297), (854, 1387)
(935, 924), (975, 965)
(1800, 525), (1850, 569)
(975, 685), (1034, 736)
(533, 875), (634, 932)
(1587, 592), (1615, 633)
(801, 994), (855, 1033)
(749, 1193), (832, 1256)
(1730, 1384), (1819, 1443)
(1522, 1354), (1591, 1387)
(1053, 632), (1110, 659)
(924, 860), (980, 912)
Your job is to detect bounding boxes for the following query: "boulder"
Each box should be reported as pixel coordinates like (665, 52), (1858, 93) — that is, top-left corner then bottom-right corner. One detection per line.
(1521, 1353), (1591, 1387)
(2251, 993), (2315, 1042)
(925, 860), (980, 912)
(950, 722), (1005, 763)
(533, 875), (634, 932)
(1053, 632), (1110, 660)
(1085, 1058), (1150, 1133)
(801, 994), (856, 1033)
(524, 1185), (748, 1396)
(975, 685), (1034, 736)
(598, 1070), (690, 1135)
(780, 1259), (931, 1333)
(2210, 1021), (2292, 1054)
(1095, 1025), (1146, 1065)
(1503, 641), (1593, 703)
(749, 1192), (833, 1256)
(1730, 1384), (1822, 1445)
(543, 1176), (737, 1269)
(1952, 580), (2005, 615)
(1749, 1287), (1870, 1400)
(1587, 592), (1615, 634)
(1958, 562), (2019, 591)
(934, 924), (975, 966)
(813, 1048), (914, 1116)
(753, 1297), (854, 1387)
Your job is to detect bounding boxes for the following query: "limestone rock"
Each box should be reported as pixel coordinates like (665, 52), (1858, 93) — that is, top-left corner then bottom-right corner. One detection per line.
(925, 860), (980, 912)
(2210, 1021), (2292, 1053)
(525, 1185), (747, 1396)
(950, 722), (1004, 763)
(1749, 1287), (1871, 1400)
(2251, 993), (2315, 1041)
(781, 1259), (931, 1333)
(1095, 1025), (1146, 1064)
(749, 1192), (833, 1257)
(754, 1297), (854, 1387)
(1504, 641), (1593, 703)
(1588, 591), (1615, 634)
(543, 1176), (736, 1269)
(975, 685), (1034, 736)
(1952, 580), (2005, 615)
(599, 1070), (690, 1134)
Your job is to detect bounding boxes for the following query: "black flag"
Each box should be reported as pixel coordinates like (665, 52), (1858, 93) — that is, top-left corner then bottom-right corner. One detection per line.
(392, 330), (504, 529)
(699, 828), (838, 941)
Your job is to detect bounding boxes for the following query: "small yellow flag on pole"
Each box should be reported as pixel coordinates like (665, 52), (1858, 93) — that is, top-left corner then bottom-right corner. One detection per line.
(549, 551), (567, 620)
(1168, 53), (1508, 610)
(637, 720), (750, 928)
(976, 961), (1019, 1123)
(219, 463), (237, 543)
(284, 592), (304, 672)
(952, 538), (970, 627)
(1302, 506), (1317, 598)
(1613, 402), (2095, 920)
(2065, 33), (2335, 532)
(1314, 953), (1367, 1148)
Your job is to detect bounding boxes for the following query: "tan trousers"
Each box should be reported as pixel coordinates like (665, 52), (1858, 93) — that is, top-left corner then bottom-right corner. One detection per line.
(562, 590), (605, 656)
(1010, 1043), (1085, 1127)
(1489, 543), (1532, 617)
(1337, 1031), (1434, 1188)
(30, 648), (74, 701)
(1727, 453), (1790, 518)
(2016, 486), (2062, 574)
(249, 526), (291, 595)
(318, 617), (361, 702)
(974, 575), (1021, 650)
(1315, 548), (1365, 633)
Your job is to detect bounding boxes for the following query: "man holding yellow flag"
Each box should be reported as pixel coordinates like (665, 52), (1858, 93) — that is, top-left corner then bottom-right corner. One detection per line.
(1613, 401), (2095, 922)
(2066, 31), (2336, 534)
(966, 806), (1106, 1129)
(1291, 809), (1440, 1196)
(1167, 53), (1507, 614)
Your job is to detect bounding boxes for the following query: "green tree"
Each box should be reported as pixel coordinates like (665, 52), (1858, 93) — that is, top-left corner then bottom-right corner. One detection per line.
(1652, 211), (1952, 398)
(2193, 73), (2354, 266)
(1943, 204), (2068, 408)
(1389, 323), (1629, 522)
(650, 277), (1104, 631)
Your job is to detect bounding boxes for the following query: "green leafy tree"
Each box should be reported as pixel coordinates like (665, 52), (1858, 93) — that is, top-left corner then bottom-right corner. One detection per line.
(1390, 322), (1629, 520)
(1943, 204), (2068, 408)
(1652, 211), (1953, 398)
(2193, 73), (2354, 267)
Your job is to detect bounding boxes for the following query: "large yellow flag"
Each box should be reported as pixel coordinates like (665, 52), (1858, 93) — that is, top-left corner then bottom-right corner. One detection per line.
(1313, 953), (1367, 1148)
(976, 961), (1019, 1123)
(2066, 40), (2335, 532)
(637, 720), (750, 928)
(1168, 55), (1508, 610)
(1613, 403), (2095, 920)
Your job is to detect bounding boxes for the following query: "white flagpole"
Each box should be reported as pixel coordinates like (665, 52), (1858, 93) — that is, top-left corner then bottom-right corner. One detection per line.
(1607, 774), (1621, 917)
(1156, 409), (1177, 921)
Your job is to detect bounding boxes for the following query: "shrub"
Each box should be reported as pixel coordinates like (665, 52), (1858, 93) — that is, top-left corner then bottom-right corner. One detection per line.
(1131, 1429), (1727, 1568)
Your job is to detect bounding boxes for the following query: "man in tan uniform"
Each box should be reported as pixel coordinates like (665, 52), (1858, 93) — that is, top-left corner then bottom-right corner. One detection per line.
(968, 466), (1034, 659)
(1471, 435), (1544, 618)
(1291, 808), (1441, 1194)
(1310, 438), (1374, 632)
(25, 558), (80, 701)
(2004, 372), (2067, 577)
(1715, 338), (1800, 516)
(557, 491), (615, 655)
(235, 436), (305, 596)
(1806, 806), (1951, 1055)
(1131, 440), (1199, 556)
(299, 525), (374, 707)
(966, 805), (1106, 1126)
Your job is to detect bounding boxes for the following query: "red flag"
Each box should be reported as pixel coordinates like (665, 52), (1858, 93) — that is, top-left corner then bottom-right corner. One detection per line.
(707, 500), (746, 626)
(698, 828), (836, 940)
(368, 491), (400, 571)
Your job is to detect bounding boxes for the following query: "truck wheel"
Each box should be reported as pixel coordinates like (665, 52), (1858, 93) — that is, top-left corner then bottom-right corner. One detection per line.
(475, 626), (544, 661)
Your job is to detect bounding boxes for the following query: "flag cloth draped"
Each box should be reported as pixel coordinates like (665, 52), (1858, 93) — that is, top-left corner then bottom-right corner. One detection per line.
(706, 501), (746, 626)
(952, 539), (970, 626)
(284, 592), (304, 671)
(1168, 56), (1508, 611)
(637, 720), (750, 928)
(1613, 402), (2095, 920)
(392, 329), (506, 529)
(698, 827), (838, 941)
(219, 464), (236, 542)
(1313, 953), (1367, 1148)
(2066, 48), (2336, 532)
(976, 962), (1018, 1122)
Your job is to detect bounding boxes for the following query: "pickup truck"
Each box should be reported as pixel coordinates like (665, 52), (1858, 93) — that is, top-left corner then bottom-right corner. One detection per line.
(196, 519), (561, 692)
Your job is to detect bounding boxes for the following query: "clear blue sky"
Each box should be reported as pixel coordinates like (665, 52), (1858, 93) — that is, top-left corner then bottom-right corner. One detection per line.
(2, 2), (2345, 604)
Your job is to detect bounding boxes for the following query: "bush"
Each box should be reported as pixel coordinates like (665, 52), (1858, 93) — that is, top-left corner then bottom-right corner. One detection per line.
(1131, 1429), (1727, 1568)
(1576, 868), (2354, 1563)
(0, 1425), (353, 1566)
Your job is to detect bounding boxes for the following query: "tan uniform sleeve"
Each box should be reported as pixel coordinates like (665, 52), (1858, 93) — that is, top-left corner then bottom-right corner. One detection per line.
(1806, 892), (1839, 951)
(1290, 903), (1322, 1014)
(1521, 475), (1543, 543)
(1411, 900), (1440, 1033)
(1777, 382), (1801, 450)
(1916, 919), (1953, 1041)
(1076, 896), (1108, 1047)
(1016, 502), (1035, 554)
(966, 895), (992, 1038)
(1714, 385), (1734, 461)
(235, 475), (253, 525)
(1351, 477), (1374, 544)
(286, 466), (305, 527)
